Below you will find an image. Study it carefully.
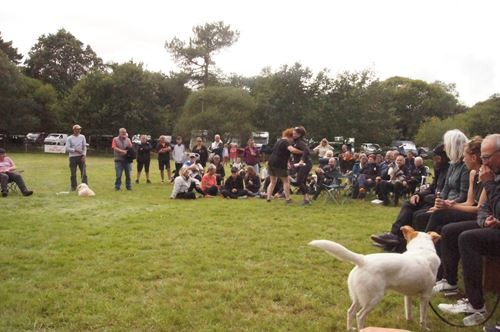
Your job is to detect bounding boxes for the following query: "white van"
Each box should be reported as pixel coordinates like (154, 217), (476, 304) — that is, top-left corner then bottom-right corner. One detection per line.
(44, 133), (68, 146)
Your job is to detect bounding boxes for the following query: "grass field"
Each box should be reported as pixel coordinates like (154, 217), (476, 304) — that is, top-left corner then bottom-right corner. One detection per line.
(0, 153), (493, 331)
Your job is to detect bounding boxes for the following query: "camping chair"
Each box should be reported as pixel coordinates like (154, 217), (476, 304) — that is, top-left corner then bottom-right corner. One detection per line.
(6, 170), (23, 195)
(322, 175), (351, 204)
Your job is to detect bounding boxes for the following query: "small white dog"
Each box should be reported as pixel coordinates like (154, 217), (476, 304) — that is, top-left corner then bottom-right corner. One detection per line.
(309, 226), (441, 331)
(76, 183), (95, 197)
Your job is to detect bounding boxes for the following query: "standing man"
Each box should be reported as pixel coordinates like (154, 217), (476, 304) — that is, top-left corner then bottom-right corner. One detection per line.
(112, 128), (133, 191)
(172, 136), (186, 179)
(65, 124), (87, 191)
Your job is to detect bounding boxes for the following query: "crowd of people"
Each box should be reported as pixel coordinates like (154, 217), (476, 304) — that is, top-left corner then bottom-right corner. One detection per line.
(2, 123), (499, 330)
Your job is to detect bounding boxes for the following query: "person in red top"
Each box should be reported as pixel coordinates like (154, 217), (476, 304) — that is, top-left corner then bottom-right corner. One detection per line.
(201, 164), (219, 196)
(243, 138), (261, 174)
(229, 143), (239, 164)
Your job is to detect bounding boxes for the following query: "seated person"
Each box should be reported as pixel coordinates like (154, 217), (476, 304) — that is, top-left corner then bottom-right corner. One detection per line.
(370, 144), (450, 251)
(352, 154), (379, 198)
(318, 150), (334, 166)
(437, 134), (500, 327)
(200, 164), (219, 197)
(377, 155), (410, 205)
(0, 148), (33, 197)
(211, 154), (225, 185)
(407, 156), (428, 194)
(244, 166), (260, 197)
(170, 167), (197, 199)
(183, 153), (204, 181)
(405, 151), (416, 174)
(313, 157), (341, 200)
(378, 150), (394, 181)
(221, 167), (246, 199)
(339, 150), (355, 174)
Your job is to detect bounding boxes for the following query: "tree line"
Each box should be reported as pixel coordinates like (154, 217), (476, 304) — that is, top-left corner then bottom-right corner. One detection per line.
(1, 23), (498, 149)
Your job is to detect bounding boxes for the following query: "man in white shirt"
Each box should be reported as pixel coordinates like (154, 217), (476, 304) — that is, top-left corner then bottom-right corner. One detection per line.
(172, 136), (186, 178)
(65, 124), (87, 191)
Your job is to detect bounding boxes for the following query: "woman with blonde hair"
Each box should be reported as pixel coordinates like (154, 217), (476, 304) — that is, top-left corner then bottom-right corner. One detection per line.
(313, 138), (333, 158)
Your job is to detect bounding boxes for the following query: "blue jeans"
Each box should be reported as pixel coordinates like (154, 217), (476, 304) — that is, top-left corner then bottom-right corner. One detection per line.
(115, 161), (131, 190)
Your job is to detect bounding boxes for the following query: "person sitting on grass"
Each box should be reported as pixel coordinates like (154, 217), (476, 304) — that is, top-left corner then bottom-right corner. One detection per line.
(170, 167), (196, 199)
(0, 148), (33, 197)
(244, 166), (261, 197)
(201, 164), (219, 197)
(221, 167), (246, 199)
(261, 175), (284, 199)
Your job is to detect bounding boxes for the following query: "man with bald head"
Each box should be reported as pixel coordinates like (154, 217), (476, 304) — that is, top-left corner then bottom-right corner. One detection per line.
(438, 134), (500, 327)
(112, 128), (133, 191)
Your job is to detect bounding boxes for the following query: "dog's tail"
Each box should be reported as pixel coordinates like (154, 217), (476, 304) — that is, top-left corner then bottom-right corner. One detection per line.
(308, 240), (365, 267)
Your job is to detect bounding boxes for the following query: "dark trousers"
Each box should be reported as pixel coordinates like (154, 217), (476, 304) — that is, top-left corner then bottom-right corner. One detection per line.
(425, 209), (477, 233)
(203, 186), (218, 196)
(378, 180), (405, 205)
(176, 192), (196, 199)
(69, 156), (87, 190)
(440, 220), (479, 286)
(0, 171), (28, 193)
(137, 159), (150, 173)
(221, 189), (246, 199)
(459, 227), (500, 309)
(296, 163), (312, 195)
(390, 200), (432, 236)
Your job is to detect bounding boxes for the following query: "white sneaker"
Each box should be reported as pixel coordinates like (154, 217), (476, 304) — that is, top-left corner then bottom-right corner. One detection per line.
(438, 298), (486, 315)
(432, 279), (458, 294)
(463, 312), (486, 326)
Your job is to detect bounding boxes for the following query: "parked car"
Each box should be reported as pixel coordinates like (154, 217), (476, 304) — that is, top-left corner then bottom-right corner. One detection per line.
(132, 134), (152, 145)
(360, 143), (382, 155)
(26, 132), (47, 145)
(417, 146), (431, 159)
(8, 134), (27, 144)
(390, 140), (418, 156)
(44, 133), (68, 146)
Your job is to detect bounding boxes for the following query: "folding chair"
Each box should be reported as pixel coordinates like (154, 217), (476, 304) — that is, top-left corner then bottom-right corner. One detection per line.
(6, 170), (23, 195)
(323, 176), (350, 204)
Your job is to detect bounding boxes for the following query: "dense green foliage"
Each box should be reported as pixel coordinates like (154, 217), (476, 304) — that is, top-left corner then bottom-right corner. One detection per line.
(165, 21), (240, 88)
(415, 95), (500, 147)
(24, 29), (103, 96)
(0, 153), (491, 331)
(1, 24), (497, 145)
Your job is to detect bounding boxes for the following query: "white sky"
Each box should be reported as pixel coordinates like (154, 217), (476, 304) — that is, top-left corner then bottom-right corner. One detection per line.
(2, 0), (499, 106)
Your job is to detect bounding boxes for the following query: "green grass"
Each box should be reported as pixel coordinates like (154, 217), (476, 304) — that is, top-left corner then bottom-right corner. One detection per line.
(0, 153), (493, 331)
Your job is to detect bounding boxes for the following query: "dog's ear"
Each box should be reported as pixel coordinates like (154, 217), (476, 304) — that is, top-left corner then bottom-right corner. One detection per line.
(427, 231), (441, 244)
(400, 226), (418, 242)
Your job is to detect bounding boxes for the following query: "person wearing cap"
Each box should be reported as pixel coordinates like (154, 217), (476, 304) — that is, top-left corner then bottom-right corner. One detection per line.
(65, 124), (88, 191)
(0, 148), (33, 197)
(370, 142), (451, 251)
(221, 166), (246, 199)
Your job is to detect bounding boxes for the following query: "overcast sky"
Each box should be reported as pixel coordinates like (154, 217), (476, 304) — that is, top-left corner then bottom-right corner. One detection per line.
(2, 0), (499, 106)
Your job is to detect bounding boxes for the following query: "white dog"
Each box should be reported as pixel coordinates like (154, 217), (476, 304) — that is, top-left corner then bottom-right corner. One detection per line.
(76, 183), (95, 197)
(309, 226), (441, 331)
